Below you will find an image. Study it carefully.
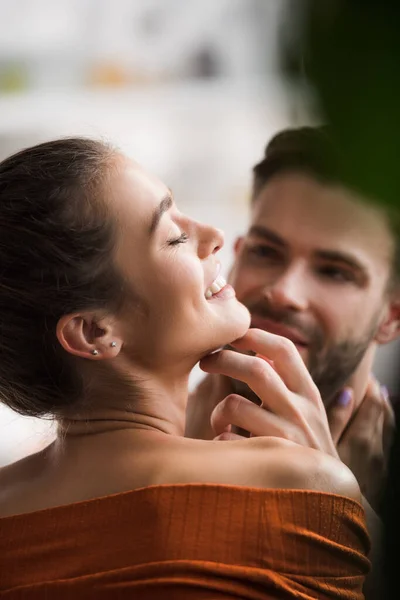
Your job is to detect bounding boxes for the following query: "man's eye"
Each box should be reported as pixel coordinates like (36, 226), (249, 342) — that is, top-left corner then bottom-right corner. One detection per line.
(168, 232), (189, 246)
(246, 245), (281, 260)
(318, 265), (354, 282)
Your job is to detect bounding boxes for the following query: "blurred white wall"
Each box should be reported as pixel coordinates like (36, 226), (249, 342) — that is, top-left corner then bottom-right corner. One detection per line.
(0, 0), (398, 467)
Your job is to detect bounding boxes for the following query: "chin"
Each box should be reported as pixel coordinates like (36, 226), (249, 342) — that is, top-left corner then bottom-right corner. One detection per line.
(219, 302), (251, 345)
(194, 302), (251, 360)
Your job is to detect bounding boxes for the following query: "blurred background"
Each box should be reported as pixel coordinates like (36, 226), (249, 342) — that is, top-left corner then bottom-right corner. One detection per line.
(0, 0), (398, 467)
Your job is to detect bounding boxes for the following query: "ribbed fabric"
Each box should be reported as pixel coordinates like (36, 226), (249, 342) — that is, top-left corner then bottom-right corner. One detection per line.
(0, 484), (370, 599)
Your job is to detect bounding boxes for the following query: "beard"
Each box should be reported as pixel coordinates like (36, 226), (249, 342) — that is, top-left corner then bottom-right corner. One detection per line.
(229, 298), (379, 407)
(306, 337), (373, 406)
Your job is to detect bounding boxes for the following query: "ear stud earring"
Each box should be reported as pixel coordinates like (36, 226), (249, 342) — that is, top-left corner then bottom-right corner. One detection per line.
(110, 341), (117, 348)
(91, 349), (99, 356)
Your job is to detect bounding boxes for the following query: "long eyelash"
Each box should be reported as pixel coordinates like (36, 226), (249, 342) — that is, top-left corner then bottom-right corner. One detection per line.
(168, 232), (189, 246)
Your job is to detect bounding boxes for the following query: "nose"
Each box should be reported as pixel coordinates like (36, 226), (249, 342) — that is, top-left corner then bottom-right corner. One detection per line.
(264, 264), (309, 312)
(197, 223), (224, 259)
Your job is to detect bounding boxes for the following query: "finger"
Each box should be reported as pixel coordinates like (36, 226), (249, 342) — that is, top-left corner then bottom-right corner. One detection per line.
(201, 350), (289, 416)
(230, 328), (317, 398)
(255, 354), (275, 368)
(327, 388), (355, 444)
(211, 393), (296, 439)
(340, 378), (384, 447)
(213, 432), (246, 441)
(381, 385), (396, 458)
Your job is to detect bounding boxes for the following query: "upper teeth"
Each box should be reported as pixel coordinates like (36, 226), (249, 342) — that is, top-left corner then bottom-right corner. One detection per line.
(205, 275), (226, 299)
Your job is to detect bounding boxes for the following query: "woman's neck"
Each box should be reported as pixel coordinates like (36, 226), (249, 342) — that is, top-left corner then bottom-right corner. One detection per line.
(58, 366), (191, 439)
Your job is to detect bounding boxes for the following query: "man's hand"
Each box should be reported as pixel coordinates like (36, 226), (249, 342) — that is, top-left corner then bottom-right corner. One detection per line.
(199, 329), (339, 458)
(327, 377), (395, 510)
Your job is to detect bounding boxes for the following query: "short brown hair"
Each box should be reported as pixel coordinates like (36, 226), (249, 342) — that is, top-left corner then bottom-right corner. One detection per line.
(252, 126), (400, 280)
(0, 138), (124, 418)
(252, 126), (341, 197)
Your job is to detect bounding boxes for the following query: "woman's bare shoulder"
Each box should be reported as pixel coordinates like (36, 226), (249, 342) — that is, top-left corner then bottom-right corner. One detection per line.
(0, 456), (36, 516)
(177, 436), (361, 501)
(263, 441), (361, 501)
(236, 437), (360, 500)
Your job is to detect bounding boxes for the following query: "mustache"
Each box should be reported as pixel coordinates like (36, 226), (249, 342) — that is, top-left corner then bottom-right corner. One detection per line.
(245, 300), (321, 343)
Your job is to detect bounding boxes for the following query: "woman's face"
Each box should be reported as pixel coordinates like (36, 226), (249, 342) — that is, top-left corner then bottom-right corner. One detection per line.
(109, 156), (250, 371)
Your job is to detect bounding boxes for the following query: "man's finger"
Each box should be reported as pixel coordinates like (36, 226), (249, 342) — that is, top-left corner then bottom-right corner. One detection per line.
(340, 378), (384, 447)
(327, 388), (354, 444)
(230, 328), (317, 398)
(381, 386), (396, 458)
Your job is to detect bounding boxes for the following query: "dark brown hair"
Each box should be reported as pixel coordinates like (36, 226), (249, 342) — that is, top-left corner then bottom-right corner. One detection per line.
(252, 126), (340, 198)
(0, 137), (124, 418)
(252, 126), (400, 279)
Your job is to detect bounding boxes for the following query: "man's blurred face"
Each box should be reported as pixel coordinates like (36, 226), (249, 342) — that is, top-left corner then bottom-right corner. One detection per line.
(230, 172), (397, 404)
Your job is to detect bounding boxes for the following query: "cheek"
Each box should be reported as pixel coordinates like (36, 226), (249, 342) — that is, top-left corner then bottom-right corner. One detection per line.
(315, 289), (377, 339)
(153, 256), (204, 310)
(320, 304), (347, 337)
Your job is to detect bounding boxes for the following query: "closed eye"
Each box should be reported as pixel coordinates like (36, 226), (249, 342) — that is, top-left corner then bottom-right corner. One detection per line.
(168, 232), (189, 246)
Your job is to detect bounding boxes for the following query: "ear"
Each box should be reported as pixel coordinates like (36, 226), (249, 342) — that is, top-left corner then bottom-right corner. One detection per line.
(233, 236), (244, 256)
(56, 312), (123, 360)
(374, 298), (400, 344)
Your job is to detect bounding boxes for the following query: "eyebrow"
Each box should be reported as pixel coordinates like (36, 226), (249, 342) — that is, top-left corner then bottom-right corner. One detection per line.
(248, 224), (368, 275)
(248, 225), (286, 247)
(149, 191), (173, 235)
(314, 249), (367, 274)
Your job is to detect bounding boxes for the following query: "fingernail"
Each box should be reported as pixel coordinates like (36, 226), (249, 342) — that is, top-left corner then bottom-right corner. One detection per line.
(337, 389), (352, 407)
(381, 385), (390, 402)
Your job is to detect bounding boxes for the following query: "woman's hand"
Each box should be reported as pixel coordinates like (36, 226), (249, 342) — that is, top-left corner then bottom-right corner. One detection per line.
(199, 328), (338, 458)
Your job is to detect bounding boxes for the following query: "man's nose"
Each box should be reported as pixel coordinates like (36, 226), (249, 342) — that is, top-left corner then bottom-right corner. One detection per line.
(262, 264), (309, 312)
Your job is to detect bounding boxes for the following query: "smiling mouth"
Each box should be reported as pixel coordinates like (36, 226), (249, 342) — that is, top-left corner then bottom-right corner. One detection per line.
(205, 275), (227, 299)
(250, 317), (309, 347)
